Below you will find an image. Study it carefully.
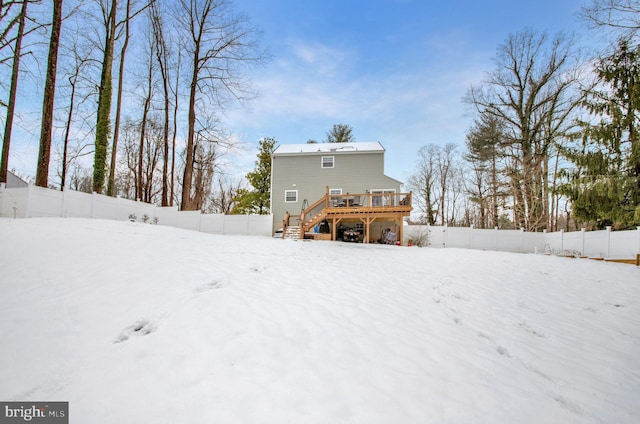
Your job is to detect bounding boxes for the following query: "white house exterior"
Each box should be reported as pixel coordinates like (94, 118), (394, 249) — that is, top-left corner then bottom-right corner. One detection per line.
(270, 141), (403, 234)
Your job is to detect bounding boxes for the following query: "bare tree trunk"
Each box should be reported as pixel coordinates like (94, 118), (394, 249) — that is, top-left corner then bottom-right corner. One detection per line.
(93, 0), (117, 194)
(137, 53), (153, 201)
(171, 51), (180, 206)
(177, 0), (266, 210)
(0, 0), (27, 184)
(60, 40), (92, 191)
(36, 0), (63, 187)
(490, 154), (499, 228)
(150, 1), (171, 206)
(107, 0), (131, 197)
(182, 43), (198, 210)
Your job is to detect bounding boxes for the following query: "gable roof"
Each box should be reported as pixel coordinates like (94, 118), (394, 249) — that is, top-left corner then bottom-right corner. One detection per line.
(273, 141), (384, 156)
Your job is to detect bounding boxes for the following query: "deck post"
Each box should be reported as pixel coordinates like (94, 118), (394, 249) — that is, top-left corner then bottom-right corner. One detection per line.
(326, 186), (330, 209)
(332, 217), (336, 241)
(360, 215), (372, 243)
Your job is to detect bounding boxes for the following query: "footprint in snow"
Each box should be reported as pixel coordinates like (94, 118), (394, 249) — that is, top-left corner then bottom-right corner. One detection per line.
(114, 318), (158, 343)
(496, 345), (511, 357)
(477, 331), (495, 342)
(194, 279), (227, 293)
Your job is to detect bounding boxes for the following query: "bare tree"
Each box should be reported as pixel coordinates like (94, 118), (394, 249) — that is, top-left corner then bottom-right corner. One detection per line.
(176, 0), (266, 211)
(135, 17), (156, 201)
(579, 0), (640, 39)
(0, 0), (27, 184)
(436, 143), (457, 225)
(149, 0), (172, 206)
(170, 47), (180, 206)
(408, 144), (440, 225)
(92, 0), (154, 194)
(92, 0), (117, 193)
(465, 29), (583, 231)
(447, 166), (466, 225)
(59, 35), (95, 190)
(35, 0), (64, 187)
(68, 162), (93, 192)
(106, 0), (131, 197)
(0, 1), (22, 76)
(207, 175), (241, 213)
(120, 117), (163, 202)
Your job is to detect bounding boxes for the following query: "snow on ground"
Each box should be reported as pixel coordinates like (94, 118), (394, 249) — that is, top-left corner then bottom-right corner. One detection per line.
(0, 218), (639, 423)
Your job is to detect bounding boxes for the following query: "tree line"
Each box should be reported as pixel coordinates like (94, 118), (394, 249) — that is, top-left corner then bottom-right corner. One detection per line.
(2, 1), (638, 228)
(409, 0), (640, 231)
(0, 0), (267, 212)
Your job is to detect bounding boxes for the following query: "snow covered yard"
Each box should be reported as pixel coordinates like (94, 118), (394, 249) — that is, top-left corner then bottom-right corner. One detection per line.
(0, 218), (638, 423)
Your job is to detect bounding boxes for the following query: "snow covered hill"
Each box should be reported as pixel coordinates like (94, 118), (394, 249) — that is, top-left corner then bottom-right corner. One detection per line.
(1, 218), (638, 423)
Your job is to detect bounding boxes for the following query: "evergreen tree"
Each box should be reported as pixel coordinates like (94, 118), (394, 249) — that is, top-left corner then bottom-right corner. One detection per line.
(464, 114), (507, 228)
(232, 137), (276, 214)
(325, 124), (354, 143)
(561, 38), (640, 228)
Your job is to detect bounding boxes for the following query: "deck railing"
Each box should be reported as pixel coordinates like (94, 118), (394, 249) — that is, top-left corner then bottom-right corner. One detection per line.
(327, 191), (412, 209)
(298, 188), (412, 234)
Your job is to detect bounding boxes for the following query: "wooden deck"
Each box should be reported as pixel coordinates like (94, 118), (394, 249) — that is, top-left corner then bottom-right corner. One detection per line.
(285, 188), (413, 244)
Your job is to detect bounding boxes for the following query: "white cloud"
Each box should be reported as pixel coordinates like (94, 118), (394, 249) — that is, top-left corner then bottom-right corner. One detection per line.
(224, 33), (495, 180)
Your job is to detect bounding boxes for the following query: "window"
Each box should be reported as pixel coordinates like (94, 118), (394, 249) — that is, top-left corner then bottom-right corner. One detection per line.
(321, 156), (335, 168)
(285, 190), (298, 203)
(329, 188), (342, 195)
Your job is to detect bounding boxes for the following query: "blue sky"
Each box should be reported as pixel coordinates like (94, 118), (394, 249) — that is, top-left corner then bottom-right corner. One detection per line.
(227, 0), (592, 182)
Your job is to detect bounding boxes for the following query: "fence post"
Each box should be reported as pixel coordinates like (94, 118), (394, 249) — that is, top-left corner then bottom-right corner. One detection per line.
(520, 227), (524, 253)
(581, 228), (586, 257)
(24, 184), (32, 218)
(494, 226), (499, 251)
(61, 187), (66, 217)
(0, 182), (4, 216)
(606, 226), (612, 258)
(443, 223), (448, 248)
(560, 229), (564, 254)
(469, 224), (474, 249)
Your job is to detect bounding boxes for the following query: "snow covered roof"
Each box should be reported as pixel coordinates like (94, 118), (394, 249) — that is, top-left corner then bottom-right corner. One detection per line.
(273, 141), (385, 155)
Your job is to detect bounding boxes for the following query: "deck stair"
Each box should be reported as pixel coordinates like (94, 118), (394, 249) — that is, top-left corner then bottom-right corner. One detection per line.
(300, 196), (329, 236)
(283, 225), (302, 239)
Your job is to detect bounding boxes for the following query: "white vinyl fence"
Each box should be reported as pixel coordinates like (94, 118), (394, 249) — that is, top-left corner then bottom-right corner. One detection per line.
(0, 184), (272, 237)
(405, 224), (640, 259)
(2, 184), (639, 258)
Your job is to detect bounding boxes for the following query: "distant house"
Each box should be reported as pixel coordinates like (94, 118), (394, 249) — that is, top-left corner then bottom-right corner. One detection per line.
(5, 170), (28, 188)
(271, 142), (412, 243)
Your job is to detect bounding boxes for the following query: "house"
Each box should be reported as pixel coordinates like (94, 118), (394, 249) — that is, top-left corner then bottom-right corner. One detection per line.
(4, 170), (29, 188)
(270, 141), (412, 243)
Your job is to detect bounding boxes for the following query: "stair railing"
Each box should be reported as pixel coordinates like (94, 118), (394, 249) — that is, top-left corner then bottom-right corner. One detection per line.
(300, 194), (329, 234)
